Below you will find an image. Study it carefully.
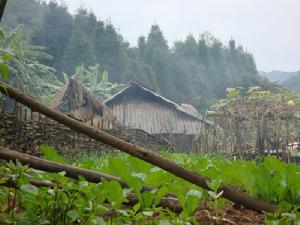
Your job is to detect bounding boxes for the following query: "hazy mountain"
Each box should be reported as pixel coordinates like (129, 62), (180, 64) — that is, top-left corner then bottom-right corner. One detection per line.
(259, 70), (298, 83)
(282, 71), (300, 92)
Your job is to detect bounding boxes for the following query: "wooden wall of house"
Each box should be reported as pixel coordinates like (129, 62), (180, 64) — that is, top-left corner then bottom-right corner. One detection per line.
(108, 99), (204, 135)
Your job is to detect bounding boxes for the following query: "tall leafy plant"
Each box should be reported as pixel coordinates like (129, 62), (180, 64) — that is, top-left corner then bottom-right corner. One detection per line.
(0, 26), (63, 103)
(0, 29), (12, 80)
(74, 64), (124, 101)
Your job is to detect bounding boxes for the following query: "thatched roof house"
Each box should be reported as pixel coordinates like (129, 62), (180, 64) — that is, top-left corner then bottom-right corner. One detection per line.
(104, 82), (211, 135)
(51, 77), (119, 129)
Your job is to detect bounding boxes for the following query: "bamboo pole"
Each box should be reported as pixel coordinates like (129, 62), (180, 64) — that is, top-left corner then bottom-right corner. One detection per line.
(0, 82), (277, 212)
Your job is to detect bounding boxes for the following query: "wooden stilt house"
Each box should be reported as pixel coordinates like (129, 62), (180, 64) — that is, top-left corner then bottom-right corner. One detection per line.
(104, 82), (211, 151)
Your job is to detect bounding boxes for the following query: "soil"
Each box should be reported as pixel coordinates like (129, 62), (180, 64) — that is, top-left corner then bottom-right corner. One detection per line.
(101, 202), (265, 224)
(195, 203), (265, 225)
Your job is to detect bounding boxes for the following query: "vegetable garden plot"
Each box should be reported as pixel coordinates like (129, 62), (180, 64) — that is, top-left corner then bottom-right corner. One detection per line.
(0, 149), (299, 224)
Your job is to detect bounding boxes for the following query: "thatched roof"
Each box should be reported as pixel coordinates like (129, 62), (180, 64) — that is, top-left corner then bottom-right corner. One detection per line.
(104, 81), (211, 126)
(51, 77), (118, 127)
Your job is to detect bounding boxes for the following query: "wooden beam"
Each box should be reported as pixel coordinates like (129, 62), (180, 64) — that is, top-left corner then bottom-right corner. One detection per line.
(206, 111), (223, 117)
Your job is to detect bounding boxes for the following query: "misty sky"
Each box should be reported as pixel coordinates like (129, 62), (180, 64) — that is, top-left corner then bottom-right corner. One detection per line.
(62, 0), (299, 72)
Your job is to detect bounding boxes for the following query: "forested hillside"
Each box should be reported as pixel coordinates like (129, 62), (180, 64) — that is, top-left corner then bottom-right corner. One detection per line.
(282, 71), (300, 92)
(2, 0), (267, 108)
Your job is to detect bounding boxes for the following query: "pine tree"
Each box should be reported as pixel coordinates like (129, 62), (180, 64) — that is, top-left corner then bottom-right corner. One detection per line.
(31, 1), (73, 78)
(61, 8), (97, 75)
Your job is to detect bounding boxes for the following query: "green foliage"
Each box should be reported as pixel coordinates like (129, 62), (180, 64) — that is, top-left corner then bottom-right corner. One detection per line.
(0, 149), (300, 223)
(214, 86), (300, 117)
(0, 29), (12, 80)
(74, 64), (125, 101)
(31, 1), (73, 77)
(180, 190), (202, 219)
(226, 87), (241, 99)
(265, 210), (300, 225)
(282, 70), (300, 93)
(73, 152), (300, 222)
(20, 183), (39, 196)
(40, 145), (67, 164)
(0, 26), (63, 103)
(101, 180), (124, 209)
(2, 0), (267, 110)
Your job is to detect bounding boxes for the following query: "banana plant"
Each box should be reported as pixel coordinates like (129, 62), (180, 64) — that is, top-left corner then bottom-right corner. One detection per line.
(0, 26), (63, 103)
(74, 63), (124, 101)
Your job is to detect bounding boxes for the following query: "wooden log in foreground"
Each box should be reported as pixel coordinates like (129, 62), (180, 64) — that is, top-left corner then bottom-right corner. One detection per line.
(0, 147), (181, 212)
(0, 0), (7, 21)
(0, 82), (277, 212)
(0, 146), (153, 191)
(0, 174), (181, 213)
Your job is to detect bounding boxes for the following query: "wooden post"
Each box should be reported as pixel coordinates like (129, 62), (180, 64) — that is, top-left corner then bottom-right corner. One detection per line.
(123, 97), (126, 127)
(19, 106), (22, 121)
(16, 105), (21, 121)
(30, 109), (33, 121)
(1, 97), (5, 112)
(13, 100), (17, 115)
(24, 108), (27, 120)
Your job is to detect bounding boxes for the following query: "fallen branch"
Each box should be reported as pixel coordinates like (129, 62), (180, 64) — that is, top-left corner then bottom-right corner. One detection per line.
(0, 147), (181, 212)
(0, 146), (129, 189)
(0, 173), (54, 188)
(0, 82), (277, 212)
(0, 174), (182, 212)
